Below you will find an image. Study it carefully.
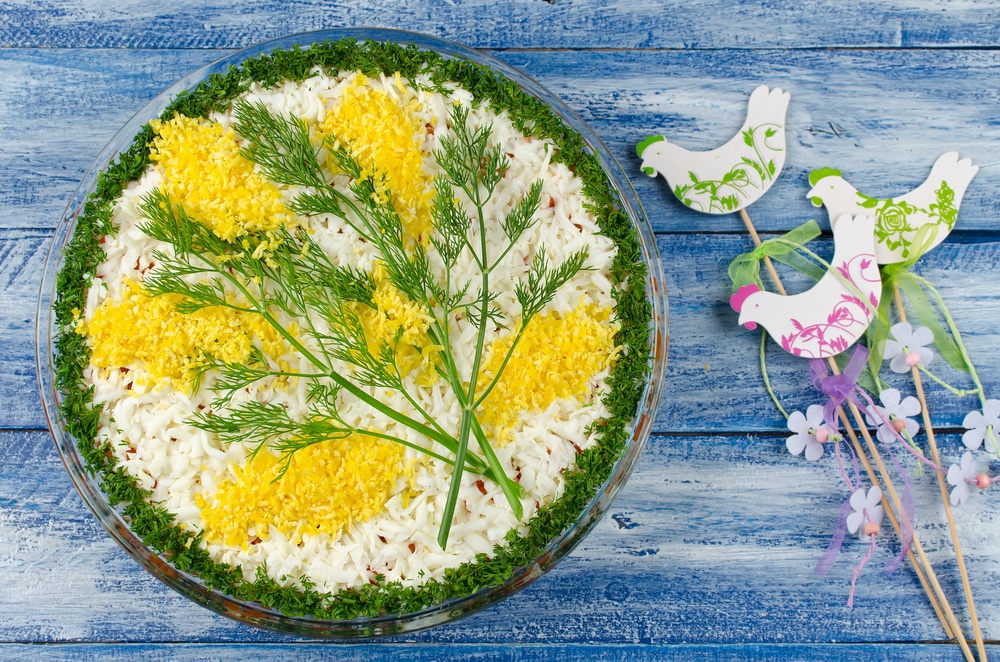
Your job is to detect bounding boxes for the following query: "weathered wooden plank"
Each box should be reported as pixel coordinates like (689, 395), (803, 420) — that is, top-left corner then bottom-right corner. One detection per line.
(2, 428), (998, 647)
(12, 229), (1000, 434)
(3, 48), (1000, 237)
(504, 48), (1000, 237)
(0, 642), (994, 661)
(0, 49), (228, 232)
(2, 0), (1000, 50)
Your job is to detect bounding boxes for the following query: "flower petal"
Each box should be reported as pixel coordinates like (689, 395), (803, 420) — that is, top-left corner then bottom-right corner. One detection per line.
(951, 482), (969, 506)
(804, 439), (825, 462)
(984, 399), (1000, 424)
(787, 410), (808, 434)
(898, 396), (922, 418)
(869, 503), (884, 526)
(888, 354), (910, 373)
(846, 510), (863, 534)
(883, 338), (904, 361)
(880, 389), (902, 409)
(805, 404), (827, 428)
(849, 487), (868, 512)
(865, 404), (886, 429)
(963, 409), (985, 431)
(889, 322), (913, 345)
(865, 486), (883, 511)
(962, 428), (986, 450)
(910, 325), (934, 348)
(786, 433), (808, 456)
(947, 462), (964, 487)
(962, 452), (977, 475)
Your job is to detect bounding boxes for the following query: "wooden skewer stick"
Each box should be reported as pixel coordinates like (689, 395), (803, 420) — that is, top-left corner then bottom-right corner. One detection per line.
(836, 368), (976, 662)
(833, 403), (954, 639)
(892, 287), (986, 661)
(737, 209), (975, 661)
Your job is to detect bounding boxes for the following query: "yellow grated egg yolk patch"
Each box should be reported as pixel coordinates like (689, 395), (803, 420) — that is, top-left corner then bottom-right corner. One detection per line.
(149, 114), (293, 242)
(319, 74), (434, 244)
(480, 304), (620, 443)
(78, 279), (288, 391)
(197, 435), (407, 547)
(350, 266), (442, 383)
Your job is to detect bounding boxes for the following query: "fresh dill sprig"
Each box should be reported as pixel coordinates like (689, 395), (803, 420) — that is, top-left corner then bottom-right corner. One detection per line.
(143, 97), (591, 548)
(233, 100), (326, 189)
(145, 196), (502, 477)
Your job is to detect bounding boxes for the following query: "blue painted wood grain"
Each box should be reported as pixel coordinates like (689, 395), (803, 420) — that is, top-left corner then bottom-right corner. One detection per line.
(2, 0), (1000, 50)
(3, 427), (999, 648)
(0, 642), (995, 660)
(4, 48), (1000, 236)
(5, 0), (1000, 655)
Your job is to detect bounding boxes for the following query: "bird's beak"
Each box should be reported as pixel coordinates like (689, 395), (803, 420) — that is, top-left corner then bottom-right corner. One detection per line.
(805, 187), (822, 207)
(735, 308), (758, 331)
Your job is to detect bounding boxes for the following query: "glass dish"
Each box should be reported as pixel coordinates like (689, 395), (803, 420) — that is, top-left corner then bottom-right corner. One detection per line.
(36, 28), (668, 638)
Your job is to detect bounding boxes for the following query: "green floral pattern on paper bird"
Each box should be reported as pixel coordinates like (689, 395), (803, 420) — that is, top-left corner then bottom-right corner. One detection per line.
(638, 85), (791, 214)
(807, 152), (978, 264)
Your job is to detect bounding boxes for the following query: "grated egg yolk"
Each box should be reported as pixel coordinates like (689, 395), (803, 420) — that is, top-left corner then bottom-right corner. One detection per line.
(479, 303), (620, 442)
(350, 266), (442, 383)
(149, 114), (293, 242)
(319, 74), (434, 245)
(78, 278), (288, 391)
(197, 434), (408, 548)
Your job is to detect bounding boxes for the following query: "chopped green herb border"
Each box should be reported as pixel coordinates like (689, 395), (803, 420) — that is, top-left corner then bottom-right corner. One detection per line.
(53, 38), (651, 623)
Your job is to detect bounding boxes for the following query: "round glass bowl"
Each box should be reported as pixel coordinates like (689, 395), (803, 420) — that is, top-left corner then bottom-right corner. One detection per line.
(36, 28), (668, 638)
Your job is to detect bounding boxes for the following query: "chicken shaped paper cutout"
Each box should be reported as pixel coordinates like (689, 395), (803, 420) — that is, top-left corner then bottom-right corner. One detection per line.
(637, 85), (790, 214)
(808, 152), (979, 264)
(730, 214), (882, 359)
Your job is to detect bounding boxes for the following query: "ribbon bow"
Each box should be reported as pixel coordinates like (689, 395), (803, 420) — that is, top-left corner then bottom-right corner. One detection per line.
(809, 344), (869, 431)
(727, 220), (824, 291)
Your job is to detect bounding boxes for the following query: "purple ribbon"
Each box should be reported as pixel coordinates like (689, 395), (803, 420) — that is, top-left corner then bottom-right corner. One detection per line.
(815, 497), (854, 578)
(810, 345), (916, 580)
(808, 345), (870, 431)
(882, 443), (916, 575)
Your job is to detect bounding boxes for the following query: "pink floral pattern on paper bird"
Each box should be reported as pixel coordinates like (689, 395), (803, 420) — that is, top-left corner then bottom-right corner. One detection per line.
(732, 214), (882, 359)
(777, 253), (881, 357)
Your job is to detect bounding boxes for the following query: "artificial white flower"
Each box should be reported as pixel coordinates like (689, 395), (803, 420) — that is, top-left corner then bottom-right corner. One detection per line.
(883, 322), (935, 374)
(962, 399), (1000, 451)
(865, 388), (921, 444)
(786, 404), (829, 461)
(846, 485), (884, 541)
(947, 451), (978, 506)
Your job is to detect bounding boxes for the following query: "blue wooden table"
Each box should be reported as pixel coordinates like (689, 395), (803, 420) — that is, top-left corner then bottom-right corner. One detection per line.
(5, 2), (1000, 659)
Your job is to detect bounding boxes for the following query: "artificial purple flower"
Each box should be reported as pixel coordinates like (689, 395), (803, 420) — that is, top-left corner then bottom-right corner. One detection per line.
(865, 388), (921, 444)
(786, 404), (830, 461)
(883, 322), (935, 374)
(962, 400), (1000, 451)
(846, 485), (884, 541)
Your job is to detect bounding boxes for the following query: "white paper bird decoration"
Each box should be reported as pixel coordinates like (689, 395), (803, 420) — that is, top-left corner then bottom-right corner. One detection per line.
(807, 152), (978, 264)
(637, 84), (791, 214)
(730, 214), (882, 359)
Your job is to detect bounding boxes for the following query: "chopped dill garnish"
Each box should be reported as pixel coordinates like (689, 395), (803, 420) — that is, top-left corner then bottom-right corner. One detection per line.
(53, 37), (652, 620)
